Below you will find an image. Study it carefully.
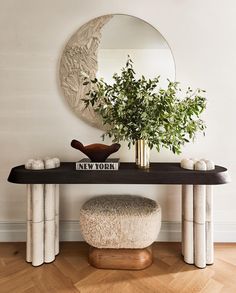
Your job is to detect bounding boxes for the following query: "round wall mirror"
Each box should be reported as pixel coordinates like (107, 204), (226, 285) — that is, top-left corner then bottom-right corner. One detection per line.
(59, 14), (175, 129)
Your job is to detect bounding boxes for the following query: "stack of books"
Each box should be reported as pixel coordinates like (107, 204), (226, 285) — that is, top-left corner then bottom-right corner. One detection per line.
(76, 158), (120, 171)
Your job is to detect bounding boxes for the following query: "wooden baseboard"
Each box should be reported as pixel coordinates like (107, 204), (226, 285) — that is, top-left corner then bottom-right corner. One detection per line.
(88, 245), (153, 270)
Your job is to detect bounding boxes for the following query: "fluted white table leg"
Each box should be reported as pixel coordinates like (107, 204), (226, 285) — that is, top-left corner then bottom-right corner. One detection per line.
(26, 184), (32, 262)
(53, 158), (60, 256)
(44, 159), (57, 263)
(180, 159), (194, 264)
(31, 160), (45, 267)
(25, 157), (60, 266)
(44, 184), (55, 263)
(181, 190), (184, 256)
(205, 160), (215, 265)
(183, 185), (194, 264)
(55, 184), (60, 255)
(181, 158), (215, 268)
(194, 160), (207, 268)
(25, 159), (35, 263)
(206, 185), (213, 264)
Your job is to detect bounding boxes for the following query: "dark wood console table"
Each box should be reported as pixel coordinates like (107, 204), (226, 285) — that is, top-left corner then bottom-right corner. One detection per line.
(8, 162), (229, 185)
(7, 162), (230, 269)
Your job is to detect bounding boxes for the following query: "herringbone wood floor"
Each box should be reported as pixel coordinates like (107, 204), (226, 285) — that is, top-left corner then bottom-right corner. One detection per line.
(0, 242), (236, 293)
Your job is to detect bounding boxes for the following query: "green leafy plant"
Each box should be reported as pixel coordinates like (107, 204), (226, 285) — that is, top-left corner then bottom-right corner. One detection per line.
(83, 57), (206, 154)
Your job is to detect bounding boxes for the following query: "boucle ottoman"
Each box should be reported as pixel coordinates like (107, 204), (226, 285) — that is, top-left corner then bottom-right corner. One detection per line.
(79, 194), (161, 270)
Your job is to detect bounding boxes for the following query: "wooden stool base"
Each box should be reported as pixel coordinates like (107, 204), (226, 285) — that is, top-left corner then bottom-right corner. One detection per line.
(88, 245), (153, 270)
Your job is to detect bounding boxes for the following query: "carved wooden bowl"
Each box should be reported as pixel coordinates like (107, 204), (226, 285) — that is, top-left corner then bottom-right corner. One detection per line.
(71, 140), (121, 162)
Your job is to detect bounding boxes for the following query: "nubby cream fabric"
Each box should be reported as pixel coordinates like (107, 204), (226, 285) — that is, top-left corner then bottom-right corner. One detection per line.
(79, 195), (161, 249)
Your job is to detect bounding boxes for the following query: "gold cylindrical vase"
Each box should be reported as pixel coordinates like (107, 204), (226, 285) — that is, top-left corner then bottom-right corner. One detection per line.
(135, 140), (150, 169)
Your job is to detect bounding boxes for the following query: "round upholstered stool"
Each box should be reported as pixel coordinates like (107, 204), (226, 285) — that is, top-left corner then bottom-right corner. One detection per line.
(79, 194), (161, 270)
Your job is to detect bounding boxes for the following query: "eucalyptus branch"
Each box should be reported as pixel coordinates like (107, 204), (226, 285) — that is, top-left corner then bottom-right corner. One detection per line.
(83, 57), (207, 154)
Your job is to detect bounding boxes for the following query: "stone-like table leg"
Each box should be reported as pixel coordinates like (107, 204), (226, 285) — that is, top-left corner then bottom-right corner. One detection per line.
(44, 183), (56, 263)
(205, 160), (215, 265)
(181, 158), (215, 269)
(55, 184), (60, 255)
(194, 161), (207, 268)
(25, 159), (35, 263)
(182, 185), (194, 264)
(26, 184), (32, 263)
(31, 160), (45, 267)
(44, 159), (57, 263)
(25, 158), (60, 266)
(181, 159), (194, 264)
(53, 158), (60, 256)
(193, 184), (206, 268)
(206, 185), (213, 264)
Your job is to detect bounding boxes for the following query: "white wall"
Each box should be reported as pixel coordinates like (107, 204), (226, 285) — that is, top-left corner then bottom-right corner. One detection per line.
(0, 0), (235, 241)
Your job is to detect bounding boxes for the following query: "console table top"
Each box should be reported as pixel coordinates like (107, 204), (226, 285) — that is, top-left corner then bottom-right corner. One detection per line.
(8, 162), (230, 185)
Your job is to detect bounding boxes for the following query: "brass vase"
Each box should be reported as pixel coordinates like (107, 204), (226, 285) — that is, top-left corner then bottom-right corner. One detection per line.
(135, 140), (150, 169)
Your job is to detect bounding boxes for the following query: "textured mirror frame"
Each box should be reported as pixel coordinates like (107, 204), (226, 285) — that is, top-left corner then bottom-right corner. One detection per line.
(59, 15), (113, 129)
(59, 14), (175, 129)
